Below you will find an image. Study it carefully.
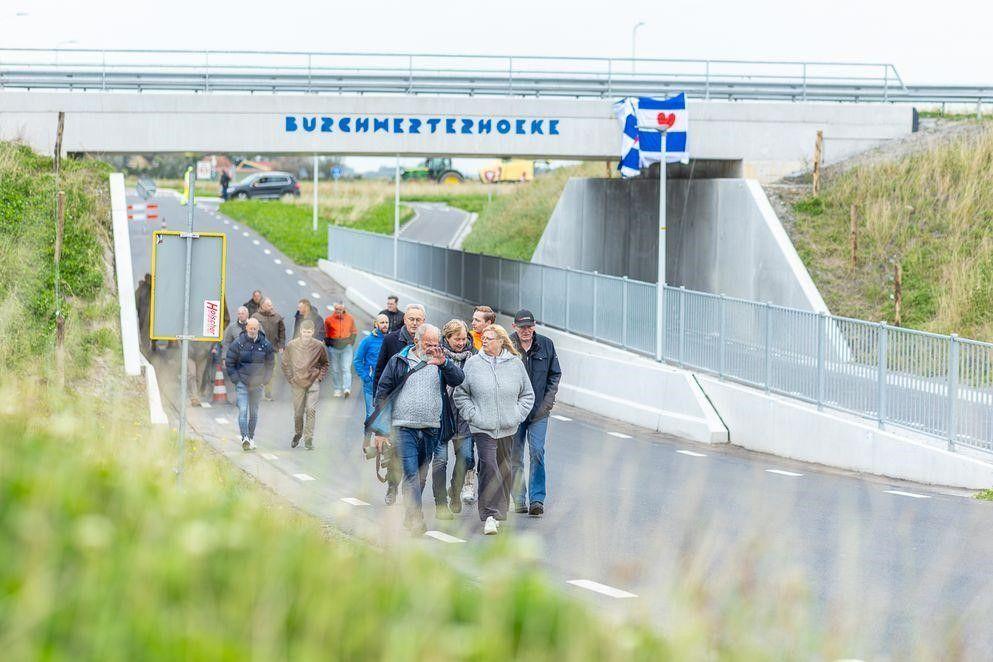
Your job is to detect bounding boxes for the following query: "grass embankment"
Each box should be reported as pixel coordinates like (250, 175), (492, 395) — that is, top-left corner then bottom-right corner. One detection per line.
(788, 126), (993, 340)
(2, 142), (676, 658)
(463, 162), (602, 261)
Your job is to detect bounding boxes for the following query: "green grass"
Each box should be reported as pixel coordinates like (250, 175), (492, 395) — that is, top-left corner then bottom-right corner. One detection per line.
(218, 200), (413, 265)
(463, 163), (602, 261)
(788, 125), (993, 340)
(977, 488), (993, 501)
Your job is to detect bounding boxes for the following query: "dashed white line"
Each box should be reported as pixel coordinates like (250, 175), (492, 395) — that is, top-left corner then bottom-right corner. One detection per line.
(341, 497), (371, 506)
(199, 402), (212, 409)
(297, 279), (307, 287)
(677, 450), (707, 457)
(425, 530), (466, 544)
(232, 225), (240, 230)
(252, 239), (260, 245)
(242, 231), (249, 237)
(285, 268), (294, 275)
(765, 469), (804, 477)
(274, 259), (282, 265)
(263, 249), (271, 255)
(293, 473), (315, 482)
(223, 219), (230, 225)
(326, 305), (334, 311)
(311, 292), (320, 299)
(884, 489), (931, 499)
(566, 579), (637, 599)
(551, 414), (572, 422)
(261, 453), (278, 460)
(607, 431), (632, 439)
(214, 417), (230, 425)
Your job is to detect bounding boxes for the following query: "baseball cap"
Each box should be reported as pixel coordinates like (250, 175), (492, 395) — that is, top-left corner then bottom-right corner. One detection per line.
(513, 309), (536, 326)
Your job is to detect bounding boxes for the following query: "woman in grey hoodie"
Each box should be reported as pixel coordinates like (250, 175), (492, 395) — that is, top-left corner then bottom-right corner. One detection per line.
(454, 324), (534, 535)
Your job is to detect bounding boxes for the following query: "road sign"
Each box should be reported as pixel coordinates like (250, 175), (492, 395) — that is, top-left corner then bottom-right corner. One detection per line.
(331, 164), (342, 180)
(149, 230), (227, 341)
(128, 203), (159, 221)
(196, 161), (212, 180)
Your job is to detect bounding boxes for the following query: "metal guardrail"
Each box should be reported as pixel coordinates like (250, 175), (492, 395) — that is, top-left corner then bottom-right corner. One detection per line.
(0, 47), (959, 103)
(329, 225), (993, 453)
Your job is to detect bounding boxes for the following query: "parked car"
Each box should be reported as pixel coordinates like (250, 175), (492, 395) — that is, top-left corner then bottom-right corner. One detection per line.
(226, 172), (301, 200)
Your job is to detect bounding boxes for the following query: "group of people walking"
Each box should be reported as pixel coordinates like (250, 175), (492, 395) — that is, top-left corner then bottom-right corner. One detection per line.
(361, 298), (561, 537)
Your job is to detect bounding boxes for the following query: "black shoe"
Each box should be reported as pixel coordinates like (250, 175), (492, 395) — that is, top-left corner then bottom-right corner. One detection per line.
(449, 496), (462, 514)
(515, 502), (529, 514)
(291, 434), (301, 448)
(529, 501), (544, 517)
(385, 485), (398, 506)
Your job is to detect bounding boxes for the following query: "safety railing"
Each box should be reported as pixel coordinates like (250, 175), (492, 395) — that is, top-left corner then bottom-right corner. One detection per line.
(329, 225), (993, 453)
(0, 47), (939, 102)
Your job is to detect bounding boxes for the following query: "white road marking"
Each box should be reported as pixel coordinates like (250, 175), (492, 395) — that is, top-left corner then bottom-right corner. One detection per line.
(425, 530), (466, 544)
(232, 224), (240, 230)
(884, 489), (931, 499)
(264, 249), (271, 255)
(293, 473), (315, 482)
(274, 259), (282, 265)
(677, 450), (707, 457)
(242, 232), (249, 237)
(285, 269), (294, 275)
(261, 453), (278, 460)
(327, 305), (334, 311)
(607, 431), (632, 439)
(551, 414), (572, 422)
(765, 469), (804, 477)
(567, 579), (637, 599)
(311, 292), (320, 299)
(223, 219), (230, 225)
(252, 239), (260, 245)
(341, 497), (371, 506)
(214, 417), (230, 425)
(297, 280), (307, 287)
(199, 402), (212, 408)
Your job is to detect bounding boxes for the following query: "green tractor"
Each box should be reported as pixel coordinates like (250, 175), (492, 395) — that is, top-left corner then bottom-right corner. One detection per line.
(400, 157), (465, 185)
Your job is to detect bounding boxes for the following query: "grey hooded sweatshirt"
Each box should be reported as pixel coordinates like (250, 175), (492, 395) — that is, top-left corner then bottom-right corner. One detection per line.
(453, 349), (535, 439)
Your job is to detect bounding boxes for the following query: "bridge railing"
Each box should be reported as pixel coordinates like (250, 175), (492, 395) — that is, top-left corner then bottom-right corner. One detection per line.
(329, 225), (993, 453)
(0, 47), (923, 102)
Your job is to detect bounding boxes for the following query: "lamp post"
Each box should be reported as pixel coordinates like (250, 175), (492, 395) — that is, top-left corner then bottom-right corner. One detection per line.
(638, 123), (669, 362)
(631, 22), (645, 75)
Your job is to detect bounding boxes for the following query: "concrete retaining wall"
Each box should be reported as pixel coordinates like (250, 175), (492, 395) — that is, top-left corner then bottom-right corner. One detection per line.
(533, 177), (827, 312)
(320, 259), (729, 445)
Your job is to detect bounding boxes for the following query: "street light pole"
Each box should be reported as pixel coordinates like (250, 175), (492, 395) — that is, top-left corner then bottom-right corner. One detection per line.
(312, 154), (318, 232)
(393, 153), (400, 278)
(631, 22), (645, 75)
(639, 124), (669, 362)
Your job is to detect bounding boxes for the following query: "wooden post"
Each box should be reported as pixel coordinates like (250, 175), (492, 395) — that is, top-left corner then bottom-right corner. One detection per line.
(849, 203), (858, 269)
(605, 160), (612, 179)
(55, 191), (66, 385)
(893, 262), (903, 327)
(54, 112), (64, 176)
(812, 130), (824, 196)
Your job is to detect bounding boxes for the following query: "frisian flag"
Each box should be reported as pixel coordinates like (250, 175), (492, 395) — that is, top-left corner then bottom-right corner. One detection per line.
(613, 93), (689, 177)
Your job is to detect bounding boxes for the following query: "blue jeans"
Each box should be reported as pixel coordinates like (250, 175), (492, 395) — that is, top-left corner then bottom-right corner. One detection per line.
(235, 382), (263, 439)
(362, 380), (375, 419)
(329, 344), (353, 392)
(512, 416), (549, 506)
(431, 435), (475, 506)
(397, 427), (441, 522)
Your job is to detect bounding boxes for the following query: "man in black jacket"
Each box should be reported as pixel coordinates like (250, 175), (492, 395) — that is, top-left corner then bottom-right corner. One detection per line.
(510, 309), (562, 518)
(225, 318), (276, 451)
(372, 303), (426, 505)
(379, 295), (405, 334)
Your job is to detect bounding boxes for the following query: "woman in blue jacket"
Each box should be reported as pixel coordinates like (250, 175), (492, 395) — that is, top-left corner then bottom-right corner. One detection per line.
(353, 314), (390, 418)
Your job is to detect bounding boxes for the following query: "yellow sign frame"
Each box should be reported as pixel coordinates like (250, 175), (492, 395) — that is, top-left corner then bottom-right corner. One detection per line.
(149, 230), (228, 342)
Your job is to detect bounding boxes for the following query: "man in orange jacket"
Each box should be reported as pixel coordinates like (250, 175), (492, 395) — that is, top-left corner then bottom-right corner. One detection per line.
(324, 302), (358, 397)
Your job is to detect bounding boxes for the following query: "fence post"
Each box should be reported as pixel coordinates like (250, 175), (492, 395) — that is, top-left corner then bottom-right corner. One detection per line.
(460, 251), (465, 299)
(718, 294), (726, 379)
(540, 268), (547, 323)
(497, 259), (503, 312)
(479, 255), (483, 303)
(947, 334), (959, 451)
(592, 272), (599, 340)
(565, 269), (572, 329)
(816, 310), (826, 410)
(678, 286), (686, 367)
(517, 261), (522, 312)
(764, 301), (772, 393)
(621, 276), (628, 349)
(877, 321), (888, 429)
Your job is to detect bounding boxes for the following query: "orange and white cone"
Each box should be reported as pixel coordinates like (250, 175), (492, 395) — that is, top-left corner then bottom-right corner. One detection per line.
(212, 364), (227, 403)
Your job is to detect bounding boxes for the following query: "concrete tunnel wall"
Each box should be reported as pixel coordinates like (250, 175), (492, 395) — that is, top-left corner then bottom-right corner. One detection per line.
(532, 177), (827, 312)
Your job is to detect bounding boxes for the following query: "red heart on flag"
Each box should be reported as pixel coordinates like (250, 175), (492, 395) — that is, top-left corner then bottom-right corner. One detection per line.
(656, 112), (676, 128)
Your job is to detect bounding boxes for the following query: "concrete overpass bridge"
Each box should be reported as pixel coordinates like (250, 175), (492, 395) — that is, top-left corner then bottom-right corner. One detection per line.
(0, 49), (922, 181)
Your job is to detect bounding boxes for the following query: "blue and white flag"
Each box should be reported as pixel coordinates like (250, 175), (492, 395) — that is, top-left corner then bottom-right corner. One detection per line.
(614, 93), (689, 177)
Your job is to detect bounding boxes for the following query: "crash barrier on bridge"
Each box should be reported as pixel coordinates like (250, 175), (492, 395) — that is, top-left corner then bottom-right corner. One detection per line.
(6, 47), (978, 103)
(329, 225), (993, 454)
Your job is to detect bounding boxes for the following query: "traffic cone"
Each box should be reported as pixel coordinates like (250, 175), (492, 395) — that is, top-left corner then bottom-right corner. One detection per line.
(212, 362), (227, 403)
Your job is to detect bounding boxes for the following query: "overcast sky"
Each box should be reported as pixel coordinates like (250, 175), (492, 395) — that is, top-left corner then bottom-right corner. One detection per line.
(3, 0), (988, 172)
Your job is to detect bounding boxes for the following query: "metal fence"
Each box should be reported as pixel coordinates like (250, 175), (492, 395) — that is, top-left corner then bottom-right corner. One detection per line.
(329, 226), (993, 453)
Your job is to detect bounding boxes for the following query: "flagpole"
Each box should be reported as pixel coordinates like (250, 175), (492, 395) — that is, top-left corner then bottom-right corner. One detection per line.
(639, 123), (669, 362)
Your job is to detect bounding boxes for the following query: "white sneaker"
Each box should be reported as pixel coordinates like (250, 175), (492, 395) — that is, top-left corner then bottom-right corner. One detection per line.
(333, 390), (343, 397)
(483, 516), (499, 535)
(241, 437), (250, 451)
(461, 482), (476, 505)
(343, 389), (351, 398)
(246, 437), (257, 450)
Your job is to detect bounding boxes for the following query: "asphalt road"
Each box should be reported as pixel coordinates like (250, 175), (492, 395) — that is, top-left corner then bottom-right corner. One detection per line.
(399, 202), (470, 247)
(129, 190), (993, 660)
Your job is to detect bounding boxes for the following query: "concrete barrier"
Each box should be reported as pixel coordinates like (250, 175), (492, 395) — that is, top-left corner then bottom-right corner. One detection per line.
(320, 259), (729, 445)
